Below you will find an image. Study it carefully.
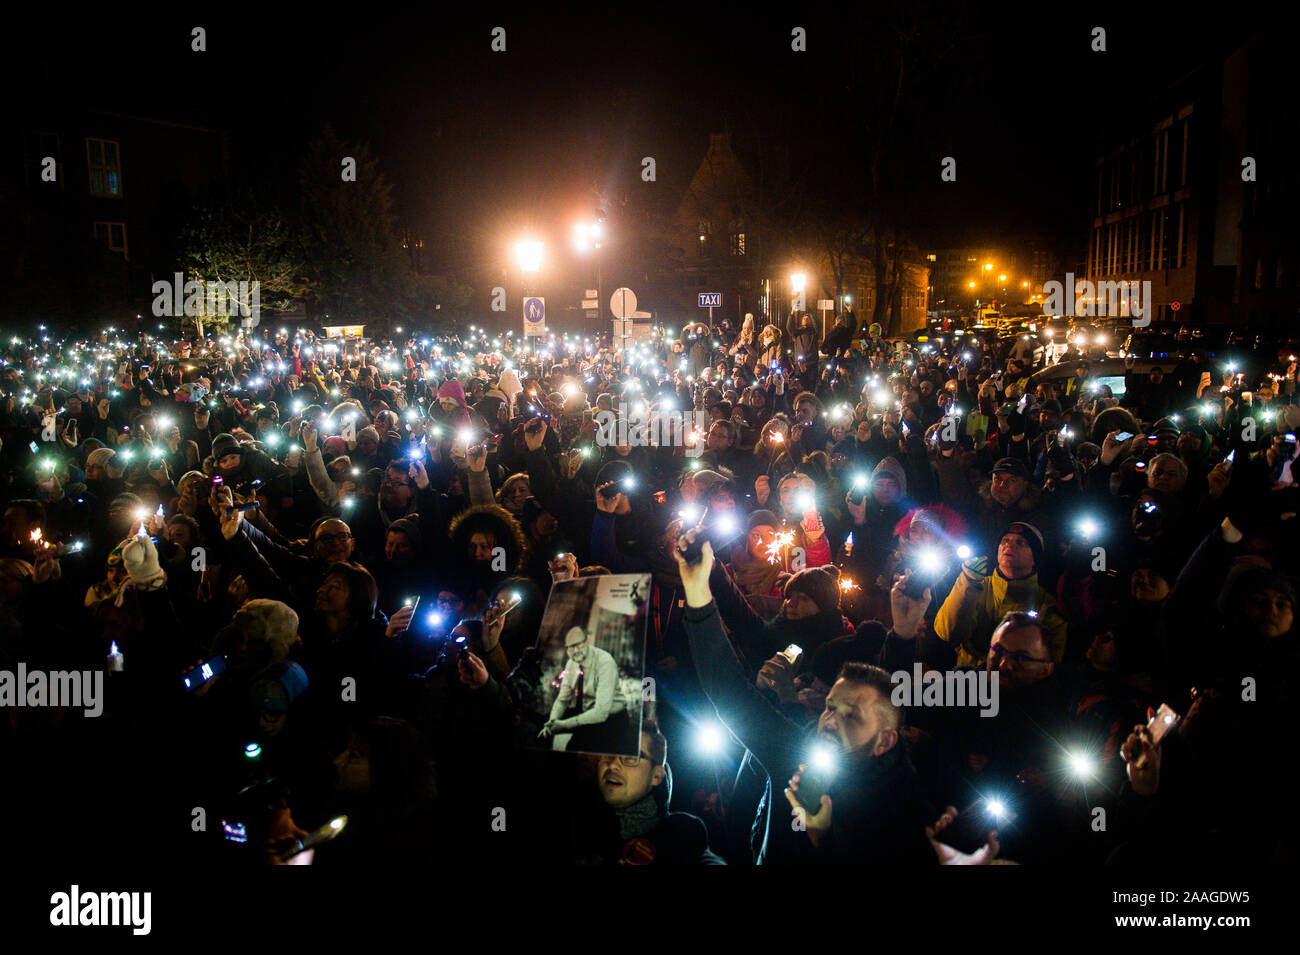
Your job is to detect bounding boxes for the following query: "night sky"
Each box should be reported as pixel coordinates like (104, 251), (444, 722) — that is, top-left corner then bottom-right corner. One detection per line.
(13, 6), (1267, 254)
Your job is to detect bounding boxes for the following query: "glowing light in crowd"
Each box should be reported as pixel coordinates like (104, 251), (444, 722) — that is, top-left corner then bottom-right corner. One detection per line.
(696, 723), (726, 755)
(765, 531), (796, 565)
(1067, 751), (1096, 780)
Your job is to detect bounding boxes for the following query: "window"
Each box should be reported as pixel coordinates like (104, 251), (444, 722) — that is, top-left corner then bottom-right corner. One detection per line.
(1150, 210), (1167, 271)
(1173, 204), (1187, 269)
(1152, 130), (1168, 195)
(1092, 228), (1102, 276)
(93, 221), (128, 258)
(730, 231), (746, 256)
(24, 131), (62, 187)
(86, 137), (123, 197)
(1178, 120), (1190, 188)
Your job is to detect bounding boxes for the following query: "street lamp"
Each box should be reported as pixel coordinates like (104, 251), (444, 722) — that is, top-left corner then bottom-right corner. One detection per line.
(574, 214), (605, 324)
(515, 241), (542, 273)
(790, 273), (807, 293)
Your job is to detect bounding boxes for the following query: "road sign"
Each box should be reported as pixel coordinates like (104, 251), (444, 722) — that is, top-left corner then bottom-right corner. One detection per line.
(818, 299), (833, 310)
(585, 289), (598, 299)
(581, 299), (599, 309)
(611, 287), (637, 320)
(523, 296), (545, 336)
(698, 292), (722, 308)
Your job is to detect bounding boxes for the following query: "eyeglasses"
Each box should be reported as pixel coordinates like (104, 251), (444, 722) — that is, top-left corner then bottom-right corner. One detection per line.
(610, 753), (652, 767)
(989, 645), (1051, 666)
(316, 532), (353, 544)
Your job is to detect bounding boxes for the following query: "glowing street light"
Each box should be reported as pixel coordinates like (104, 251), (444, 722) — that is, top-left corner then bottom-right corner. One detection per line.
(790, 273), (807, 293)
(515, 241), (543, 273)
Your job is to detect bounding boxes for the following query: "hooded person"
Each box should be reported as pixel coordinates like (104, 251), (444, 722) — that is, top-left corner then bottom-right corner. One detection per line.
(844, 456), (911, 587)
(757, 324), (787, 374)
(446, 503), (528, 609)
(434, 379), (473, 429)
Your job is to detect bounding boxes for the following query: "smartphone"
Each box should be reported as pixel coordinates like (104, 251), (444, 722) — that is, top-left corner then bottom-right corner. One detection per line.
(69, 419), (78, 444)
(276, 815), (349, 863)
(236, 500), (261, 512)
(182, 655), (227, 691)
(778, 644), (803, 666)
(29, 441), (39, 454)
(403, 595), (421, 612)
(1225, 449), (1236, 466)
(212, 475), (223, 486)
(221, 820), (248, 844)
(1147, 703), (1181, 745)
(794, 766), (832, 813)
(1114, 431), (1134, 442)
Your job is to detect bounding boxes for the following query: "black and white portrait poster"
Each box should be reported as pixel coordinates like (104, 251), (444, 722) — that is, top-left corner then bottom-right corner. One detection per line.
(526, 573), (650, 758)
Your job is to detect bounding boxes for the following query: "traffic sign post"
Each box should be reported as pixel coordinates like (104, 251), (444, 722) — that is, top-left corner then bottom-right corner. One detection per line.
(523, 296), (546, 337)
(698, 292), (721, 332)
(611, 287), (637, 365)
(817, 298), (833, 342)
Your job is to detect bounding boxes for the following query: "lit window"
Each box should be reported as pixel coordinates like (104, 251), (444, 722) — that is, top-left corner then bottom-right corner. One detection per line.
(87, 137), (123, 197)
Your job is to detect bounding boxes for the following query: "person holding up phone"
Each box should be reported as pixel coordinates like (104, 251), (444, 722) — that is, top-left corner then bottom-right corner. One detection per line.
(674, 529), (938, 865)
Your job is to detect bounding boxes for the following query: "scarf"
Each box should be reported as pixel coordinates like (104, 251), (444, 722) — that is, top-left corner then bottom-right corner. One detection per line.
(617, 792), (662, 842)
(729, 544), (783, 597)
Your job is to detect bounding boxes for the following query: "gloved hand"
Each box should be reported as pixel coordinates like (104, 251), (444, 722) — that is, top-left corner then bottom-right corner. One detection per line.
(961, 556), (989, 582)
(120, 533), (166, 589)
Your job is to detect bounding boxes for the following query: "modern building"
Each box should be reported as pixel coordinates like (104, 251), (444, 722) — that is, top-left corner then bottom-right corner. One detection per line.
(1085, 33), (1298, 330)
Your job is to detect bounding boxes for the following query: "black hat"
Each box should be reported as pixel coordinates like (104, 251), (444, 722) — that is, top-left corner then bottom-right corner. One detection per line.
(211, 433), (241, 460)
(1005, 521), (1045, 569)
(992, 457), (1031, 481)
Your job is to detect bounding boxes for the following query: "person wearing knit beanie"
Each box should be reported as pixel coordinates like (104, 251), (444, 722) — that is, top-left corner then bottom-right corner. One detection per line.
(211, 433), (242, 464)
(782, 564), (842, 616)
(387, 515), (422, 553)
(1003, 521), (1045, 575)
(747, 509), (779, 534)
(116, 533), (165, 604)
(871, 456), (908, 497)
(85, 447), (117, 472)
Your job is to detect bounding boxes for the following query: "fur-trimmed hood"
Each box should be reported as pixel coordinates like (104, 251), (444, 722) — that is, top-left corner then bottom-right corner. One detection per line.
(447, 502), (528, 573)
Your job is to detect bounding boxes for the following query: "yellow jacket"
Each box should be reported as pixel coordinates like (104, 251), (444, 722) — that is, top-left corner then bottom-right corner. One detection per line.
(934, 569), (1067, 667)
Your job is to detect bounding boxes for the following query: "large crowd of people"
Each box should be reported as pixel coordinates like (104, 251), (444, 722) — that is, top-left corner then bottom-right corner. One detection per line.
(1, 311), (1295, 866)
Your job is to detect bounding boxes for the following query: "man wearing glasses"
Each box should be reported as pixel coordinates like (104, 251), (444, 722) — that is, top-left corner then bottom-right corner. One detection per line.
(576, 721), (724, 865)
(539, 626), (624, 752)
(931, 611), (1082, 866)
(234, 515), (356, 607)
